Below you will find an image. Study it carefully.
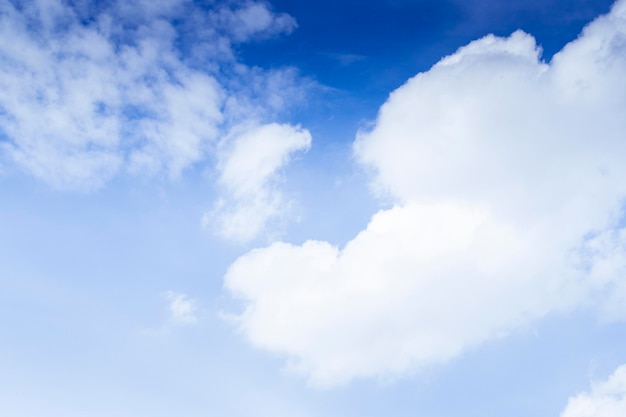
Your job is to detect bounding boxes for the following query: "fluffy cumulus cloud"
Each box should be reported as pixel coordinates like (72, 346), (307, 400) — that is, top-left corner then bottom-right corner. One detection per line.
(225, 0), (626, 386)
(0, 0), (304, 189)
(206, 123), (311, 242)
(560, 365), (626, 417)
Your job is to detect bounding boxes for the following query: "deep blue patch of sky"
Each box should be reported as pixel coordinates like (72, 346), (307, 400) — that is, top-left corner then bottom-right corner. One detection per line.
(236, 0), (615, 131)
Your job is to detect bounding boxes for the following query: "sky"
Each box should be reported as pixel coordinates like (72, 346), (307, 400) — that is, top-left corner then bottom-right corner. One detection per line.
(1, 0), (626, 416)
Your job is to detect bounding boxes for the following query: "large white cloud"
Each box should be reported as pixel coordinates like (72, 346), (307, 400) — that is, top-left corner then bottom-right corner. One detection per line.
(560, 365), (626, 417)
(225, 0), (626, 386)
(0, 0), (304, 189)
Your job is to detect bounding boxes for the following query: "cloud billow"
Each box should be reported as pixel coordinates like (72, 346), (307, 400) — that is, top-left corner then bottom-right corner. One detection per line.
(225, 0), (626, 386)
(560, 365), (626, 417)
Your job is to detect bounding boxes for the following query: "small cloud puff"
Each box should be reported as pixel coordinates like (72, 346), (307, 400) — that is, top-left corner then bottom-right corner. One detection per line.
(165, 291), (199, 325)
(205, 123), (311, 243)
(210, 1), (298, 43)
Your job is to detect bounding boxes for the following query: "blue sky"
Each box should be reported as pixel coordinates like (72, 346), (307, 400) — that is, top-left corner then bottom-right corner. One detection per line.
(2, 0), (626, 416)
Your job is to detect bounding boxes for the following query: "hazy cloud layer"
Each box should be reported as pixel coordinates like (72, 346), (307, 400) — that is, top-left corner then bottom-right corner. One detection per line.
(0, 0), (303, 189)
(225, 0), (626, 386)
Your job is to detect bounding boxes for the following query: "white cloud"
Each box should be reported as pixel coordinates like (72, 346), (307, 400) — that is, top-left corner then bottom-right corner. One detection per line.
(560, 365), (626, 417)
(210, 1), (298, 43)
(579, 228), (626, 321)
(225, 0), (626, 386)
(165, 291), (198, 325)
(206, 123), (311, 242)
(0, 0), (303, 190)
